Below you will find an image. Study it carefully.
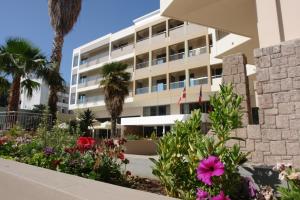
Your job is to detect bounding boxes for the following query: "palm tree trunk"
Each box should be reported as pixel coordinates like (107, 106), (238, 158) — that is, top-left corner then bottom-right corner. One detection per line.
(8, 76), (21, 112)
(48, 33), (64, 122)
(111, 117), (117, 138)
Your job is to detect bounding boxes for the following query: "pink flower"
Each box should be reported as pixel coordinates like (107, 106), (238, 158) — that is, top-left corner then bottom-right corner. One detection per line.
(197, 156), (225, 185)
(196, 188), (209, 200)
(212, 191), (230, 200)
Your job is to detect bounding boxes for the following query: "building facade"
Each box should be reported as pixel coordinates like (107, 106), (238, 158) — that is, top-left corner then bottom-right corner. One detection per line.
(69, 10), (255, 137)
(161, 0), (300, 167)
(20, 79), (71, 114)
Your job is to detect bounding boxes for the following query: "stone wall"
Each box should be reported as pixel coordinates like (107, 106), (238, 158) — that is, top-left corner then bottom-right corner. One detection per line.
(222, 41), (300, 167)
(222, 53), (251, 126)
(254, 39), (300, 167)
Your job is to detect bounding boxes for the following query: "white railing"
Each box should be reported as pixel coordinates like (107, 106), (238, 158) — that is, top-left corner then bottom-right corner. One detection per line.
(188, 46), (207, 57)
(136, 37), (149, 43)
(135, 87), (149, 95)
(190, 77), (208, 87)
(112, 43), (134, 51)
(152, 31), (166, 38)
(151, 57), (167, 66)
(169, 52), (185, 61)
(80, 55), (109, 68)
(78, 95), (104, 104)
(151, 84), (167, 92)
(170, 80), (185, 89)
(168, 24), (184, 32)
(212, 74), (222, 79)
(136, 61), (149, 69)
(78, 76), (102, 88)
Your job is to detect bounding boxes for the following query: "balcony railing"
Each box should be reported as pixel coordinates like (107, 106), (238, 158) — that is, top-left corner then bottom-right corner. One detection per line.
(135, 87), (149, 95)
(151, 57), (166, 66)
(78, 95), (104, 104)
(188, 47), (207, 57)
(78, 76), (102, 88)
(169, 52), (185, 61)
(80, 55), (109, 68)
(169, 24), (184, 32)
(170, 80), (185, 90)
(212, 74), (222, 79)
(136, 61), (149, 69)
(111, 43), (134, 58)
(152, 31), (166, 38)
(190, 77), (208, 87)
(136, 37), (149, 43)
(151, 84), (167, 92)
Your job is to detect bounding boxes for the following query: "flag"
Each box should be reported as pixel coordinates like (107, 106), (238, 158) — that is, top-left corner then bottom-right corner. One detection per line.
(178, 87), (186, 105)
(198, 85), (203, 104)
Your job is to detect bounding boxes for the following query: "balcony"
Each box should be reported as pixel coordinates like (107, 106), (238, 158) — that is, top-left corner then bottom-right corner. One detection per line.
(135, 87), (149, 95)
(151, 84), (167, 92)
(78, 76), (102, 88)
(80, 55), (109, 69)
(151, 57), (167, 66)
(170, 80), (185, 90)
(189, 77), (208, 87)
(136, 61), (149, 69)
(169, 52), (185, 61)
(111, 43), (134, 59)
(78, 95), (104, 105)
(188, 46), (207, 57)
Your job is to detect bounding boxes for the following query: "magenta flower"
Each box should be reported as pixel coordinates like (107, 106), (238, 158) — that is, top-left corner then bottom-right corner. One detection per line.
(196, 188), (209, 200)
(197, 156), (225, 185)
(212, 191), (230, 200)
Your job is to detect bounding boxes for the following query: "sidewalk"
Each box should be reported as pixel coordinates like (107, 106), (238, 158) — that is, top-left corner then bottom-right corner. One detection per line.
(125, 154), (158, 179)
(0, 158), (176, 200)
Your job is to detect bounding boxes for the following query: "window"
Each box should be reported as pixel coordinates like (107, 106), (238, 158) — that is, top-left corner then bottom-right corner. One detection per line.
(180, 102), (211, 114)
(62, 99), (66, 103)
(73, 55), (79, 67)
(70, 93), (76, 104)
(143, 105), (170, 116)
(62, 109), (65, 113)
(78, 94), (86, 103)
(71, 74), (77, 85)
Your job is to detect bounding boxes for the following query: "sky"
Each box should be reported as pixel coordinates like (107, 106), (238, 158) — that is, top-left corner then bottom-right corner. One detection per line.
(0, 0), (160, 83)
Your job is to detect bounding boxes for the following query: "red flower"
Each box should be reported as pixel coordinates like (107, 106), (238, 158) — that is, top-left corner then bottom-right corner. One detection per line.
(118, 138), (127, 145)
(77, 137), (95, 150)
(118, 152), (125, 160)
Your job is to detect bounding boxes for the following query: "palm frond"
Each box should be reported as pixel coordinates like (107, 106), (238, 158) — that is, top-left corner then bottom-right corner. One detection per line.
(21, 79), (40, 98)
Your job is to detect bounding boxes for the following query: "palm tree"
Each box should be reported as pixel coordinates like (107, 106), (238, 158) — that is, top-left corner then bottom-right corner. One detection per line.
(79, 108), (95, 136)
(0, 38), (47, 112)
(100, 62), (130, 138)
(48, 0), (82, 121)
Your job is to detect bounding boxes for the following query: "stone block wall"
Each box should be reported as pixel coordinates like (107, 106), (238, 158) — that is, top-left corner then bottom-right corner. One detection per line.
(222, 53), (251, 126)
(222, 40), (300, 167)
(254, 39), (300, 167)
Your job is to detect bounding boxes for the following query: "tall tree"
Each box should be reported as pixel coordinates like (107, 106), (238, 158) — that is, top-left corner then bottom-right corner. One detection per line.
(100, 62), (130, 137)
(79, 108), (95, 136)
(0, 38), (47, 111)
(48, 0), (82, 121)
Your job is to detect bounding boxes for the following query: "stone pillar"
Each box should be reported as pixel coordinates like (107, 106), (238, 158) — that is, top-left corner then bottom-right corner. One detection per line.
(254, 39), (300, 167)
(222, 53), (251, 126)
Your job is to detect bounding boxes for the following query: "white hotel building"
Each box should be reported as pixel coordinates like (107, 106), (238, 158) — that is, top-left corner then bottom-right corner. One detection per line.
(69, 10), (256, 137)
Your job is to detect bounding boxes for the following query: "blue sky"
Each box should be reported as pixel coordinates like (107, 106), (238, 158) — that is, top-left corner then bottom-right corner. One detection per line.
(0, 0), (160, 83)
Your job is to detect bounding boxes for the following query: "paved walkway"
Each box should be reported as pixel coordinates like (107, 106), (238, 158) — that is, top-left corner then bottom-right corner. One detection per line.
(125, 154), (158, 179)
(0, 158), (176, 200)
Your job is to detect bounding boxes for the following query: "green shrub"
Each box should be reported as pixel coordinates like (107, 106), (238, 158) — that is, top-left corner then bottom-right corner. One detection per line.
(126, 134), (140, 141)
(151, 84), (249, 199)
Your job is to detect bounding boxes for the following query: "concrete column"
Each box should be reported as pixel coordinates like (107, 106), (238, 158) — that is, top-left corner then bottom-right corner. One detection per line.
(166, 73), (170, 90)
(184, 40), (189, 59)
(185, 69), (189, 88)
(207, 65), (212, 87)
(148, 77), (152, 94)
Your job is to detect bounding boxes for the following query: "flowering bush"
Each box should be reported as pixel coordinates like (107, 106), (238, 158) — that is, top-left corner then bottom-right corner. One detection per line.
(274, 163), (300, 200)
(152, 84), (253, 199)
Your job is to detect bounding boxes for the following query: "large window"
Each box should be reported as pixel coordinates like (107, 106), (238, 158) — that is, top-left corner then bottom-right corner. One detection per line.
(71, 74), (77, 85)
(143, 105), (170, 116)
(73, 55), (79, 68)
(70, 93), (76, 104)
(180, 102), (211, 114)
